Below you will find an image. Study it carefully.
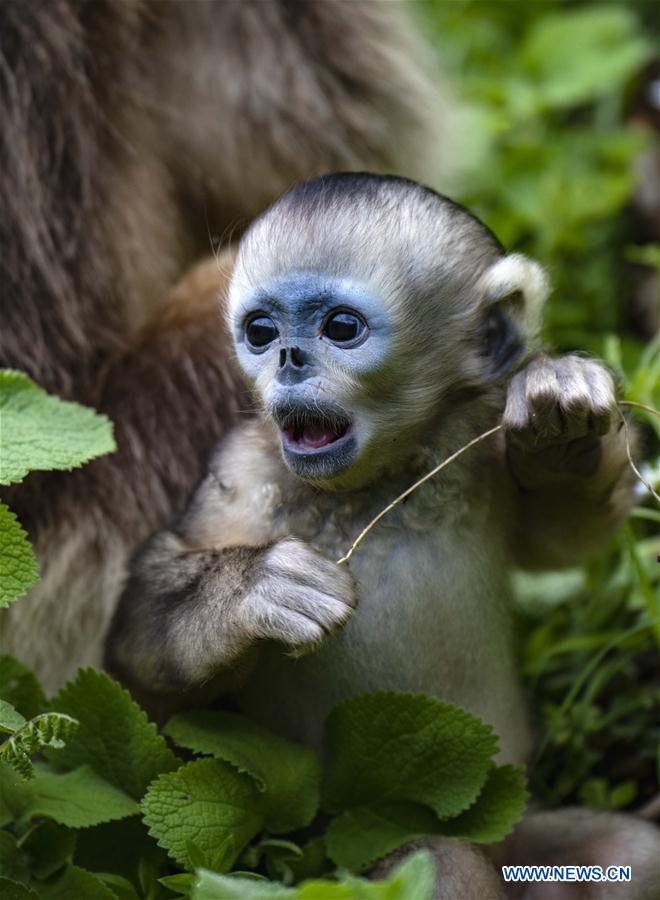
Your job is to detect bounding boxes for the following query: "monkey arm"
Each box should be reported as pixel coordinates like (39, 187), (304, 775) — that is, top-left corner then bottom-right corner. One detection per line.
(503, 355), (636, 569)
(105, 468), (357, 698)
(104, 528), (266, 696)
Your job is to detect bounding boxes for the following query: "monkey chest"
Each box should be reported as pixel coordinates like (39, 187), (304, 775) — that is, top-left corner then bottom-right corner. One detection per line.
(237, 514), (529, 762)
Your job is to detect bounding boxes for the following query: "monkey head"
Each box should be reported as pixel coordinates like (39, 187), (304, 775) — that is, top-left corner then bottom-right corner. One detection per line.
(228, 174), (549, 489)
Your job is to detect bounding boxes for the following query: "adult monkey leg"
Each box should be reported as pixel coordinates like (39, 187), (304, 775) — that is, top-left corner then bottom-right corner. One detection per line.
(372, 840), (505, 900)
(500, 808), (660, 900)
(1, 256), (239, 692)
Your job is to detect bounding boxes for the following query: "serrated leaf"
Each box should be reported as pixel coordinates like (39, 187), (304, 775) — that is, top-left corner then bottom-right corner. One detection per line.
(47, 669), (179, 798)
(24, 764), (138, 827)
(323, 693), (498, 819)
(0, 503), (39, 608)
(0, 712), (79, 780)
(0, 761), (138, 827)
(0, 369), (115, 485)
(37, 863), (118, 899)
(325, 763), (527, 871)
(0, 657), (46, 719)
(141, 758), (265, 870)
(0, 700), (26, 733)
(0, 878), (39, 899)
(165, 710), (320, 833)
(437, 764), (528, 843)
(325, 801), (438, 872)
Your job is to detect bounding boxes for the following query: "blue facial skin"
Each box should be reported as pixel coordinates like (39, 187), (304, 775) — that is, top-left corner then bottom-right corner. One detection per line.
(233, 273), (392, 480)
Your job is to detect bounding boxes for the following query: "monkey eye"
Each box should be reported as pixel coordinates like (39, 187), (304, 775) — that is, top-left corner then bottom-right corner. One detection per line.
(245, 315), (278, 349)
(323, 309), (367, 345)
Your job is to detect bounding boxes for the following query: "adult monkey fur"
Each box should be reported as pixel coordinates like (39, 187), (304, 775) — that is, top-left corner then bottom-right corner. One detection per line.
(0, 0), (448, 687)
(108, 175), (660, 899)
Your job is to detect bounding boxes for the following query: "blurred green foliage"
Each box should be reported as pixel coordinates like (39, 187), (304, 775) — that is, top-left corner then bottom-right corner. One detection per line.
(421, 0), (659, 812)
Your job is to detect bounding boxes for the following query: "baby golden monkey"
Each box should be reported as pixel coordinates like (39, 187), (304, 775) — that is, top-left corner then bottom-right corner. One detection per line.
(107, 175), (658, 899)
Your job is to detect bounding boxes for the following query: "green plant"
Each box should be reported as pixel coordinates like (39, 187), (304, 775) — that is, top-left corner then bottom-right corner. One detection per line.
(0, 662), (527, 898)
(420, 0), (659, 815)
(0, 369), (116, 609)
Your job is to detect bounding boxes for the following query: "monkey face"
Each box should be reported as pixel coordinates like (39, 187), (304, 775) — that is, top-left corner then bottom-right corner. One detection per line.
(230, 271), (394, 484)
(228, 174), (548, 489)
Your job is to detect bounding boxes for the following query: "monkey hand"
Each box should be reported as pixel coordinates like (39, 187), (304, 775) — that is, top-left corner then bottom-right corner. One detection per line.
(241, 537), (358, 654)
(503, 354), (619, 488)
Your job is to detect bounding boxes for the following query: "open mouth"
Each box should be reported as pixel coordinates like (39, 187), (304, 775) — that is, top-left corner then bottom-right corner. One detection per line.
(281, 415), (353, 454)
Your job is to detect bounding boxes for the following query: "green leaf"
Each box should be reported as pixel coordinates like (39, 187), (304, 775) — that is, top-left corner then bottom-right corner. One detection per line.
(0, 700), (26, 734)
(209, 835), (239, 874)
(159, 872), (195, 896)
(0, 712), (79, 780)
(0, 761), (138, 827)
(140, 758), (265, 870)
(18, 821), (76, 879)
(437, 764), (528, 842)
(0, 369), (115, 486)
(0, 657), (46, 719)
(185, 839), (211, 870)
(192, 869), (294, 899)
(287, 837), (328, 883)
(0, 761), (26, 824)
(25, 764), (138, 827)
(333, 849), (435, 900)
(325, 801), (438, 872)
(191, 849), (435, 899)
(519, 7), (651, 109)
(0, 503), (39, 608)
(0, 830), (24, 881)
(0, 829), (19, 878)
(625, 244), (660, 269)
(47, 669), (179, 799)
(94, 873), (141, 900)
(37, 864), (119, 899)
(0, 878), (39, 900)
(323, 693), (498, 818)
(165, 710), (321, 833)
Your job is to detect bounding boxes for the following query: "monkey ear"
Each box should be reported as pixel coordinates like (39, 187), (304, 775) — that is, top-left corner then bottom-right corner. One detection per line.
(478, 254), (549, 340)
(477, 254), (549, 374)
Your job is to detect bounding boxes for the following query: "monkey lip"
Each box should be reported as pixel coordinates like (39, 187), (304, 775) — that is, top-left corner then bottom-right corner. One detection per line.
(281, 417), (353, 453)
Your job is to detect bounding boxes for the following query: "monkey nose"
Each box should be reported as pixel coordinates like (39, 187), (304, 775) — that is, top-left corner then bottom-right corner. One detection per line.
(279, 347), (309, 369)
(277, 347), (313, 384)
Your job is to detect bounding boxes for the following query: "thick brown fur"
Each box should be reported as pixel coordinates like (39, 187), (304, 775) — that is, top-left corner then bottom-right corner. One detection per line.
(0, 0), (448, 689)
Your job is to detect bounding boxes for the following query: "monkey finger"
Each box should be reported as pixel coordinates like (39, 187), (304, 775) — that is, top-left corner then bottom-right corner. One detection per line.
(264, 541), (357, 608)
(269, 584), (355, 628)
(582, 360), (616, 436)
(249, 602), (328, 648)
(554, 356), (592, 438)
(503, 370), (533, 433)
(525, 360), (563, 441)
